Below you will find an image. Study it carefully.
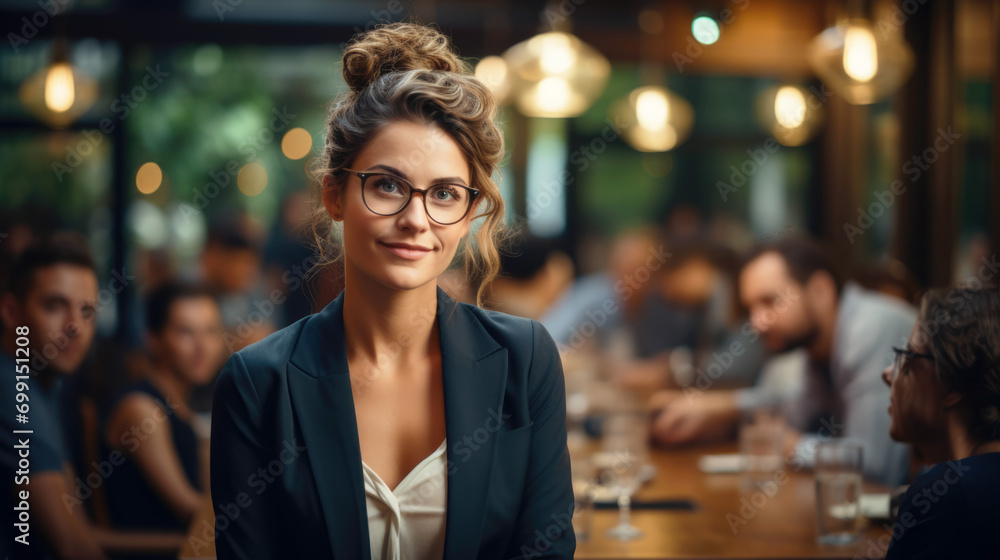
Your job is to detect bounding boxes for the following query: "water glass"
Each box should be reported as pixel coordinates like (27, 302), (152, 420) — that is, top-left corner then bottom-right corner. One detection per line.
(739, 407), (785, 490)
(599, 410), (648, 540)
(814, 440), (864, 545)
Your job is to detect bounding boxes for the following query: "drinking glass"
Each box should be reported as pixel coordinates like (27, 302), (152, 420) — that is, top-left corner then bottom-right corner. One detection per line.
(599, 410), (648, 540)
(814, 440), (864, 545)
(739, 407), (785, 491)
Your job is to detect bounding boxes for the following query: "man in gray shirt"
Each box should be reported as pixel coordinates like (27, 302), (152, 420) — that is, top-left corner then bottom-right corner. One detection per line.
(651, 236), (915, 486)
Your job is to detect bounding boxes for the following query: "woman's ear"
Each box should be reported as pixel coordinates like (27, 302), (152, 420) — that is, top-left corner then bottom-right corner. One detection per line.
(321, 175), (343, 222)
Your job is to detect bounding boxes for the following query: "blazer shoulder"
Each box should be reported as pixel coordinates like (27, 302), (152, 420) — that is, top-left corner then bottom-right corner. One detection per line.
(459, 303), (540, 342)
(457, 303), (560, 364)
(225, 315), (310, 392)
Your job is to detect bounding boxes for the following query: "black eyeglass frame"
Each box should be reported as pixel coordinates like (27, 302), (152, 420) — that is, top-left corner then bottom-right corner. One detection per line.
(339, 168), (481, 226)
(891, 346), (935, 381)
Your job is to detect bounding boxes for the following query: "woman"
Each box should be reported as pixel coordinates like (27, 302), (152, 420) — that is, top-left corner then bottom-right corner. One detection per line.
(210, 23), (576, 560)
(881, 288), (1000, 559)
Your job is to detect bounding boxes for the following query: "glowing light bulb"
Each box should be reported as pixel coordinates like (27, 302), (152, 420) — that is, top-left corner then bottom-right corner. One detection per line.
(538, 34), (576, 74)
(774, 86), (806, 128)
(535, 77), (571, 113)
(843, 25), (878, 82)
(636, 89), (669, 131)
(44, 62), (75, 113)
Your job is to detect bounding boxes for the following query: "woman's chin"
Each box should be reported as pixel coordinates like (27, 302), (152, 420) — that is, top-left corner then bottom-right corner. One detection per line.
(375, 270), (438, 292)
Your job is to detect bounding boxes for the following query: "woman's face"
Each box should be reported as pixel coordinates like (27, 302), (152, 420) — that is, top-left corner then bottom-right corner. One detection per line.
(324, 120), (474, 293)
(881, 319), (949, 444)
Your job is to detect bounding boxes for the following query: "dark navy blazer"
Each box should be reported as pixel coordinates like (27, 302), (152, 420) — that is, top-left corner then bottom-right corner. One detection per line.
(210, 285), (576, 559)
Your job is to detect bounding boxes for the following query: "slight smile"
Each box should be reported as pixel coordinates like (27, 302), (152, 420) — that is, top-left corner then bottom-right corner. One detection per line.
(380, 241), (432, 260)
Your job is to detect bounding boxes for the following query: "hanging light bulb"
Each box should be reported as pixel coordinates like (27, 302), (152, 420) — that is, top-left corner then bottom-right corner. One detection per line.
(44, 62), (75, 112)
(20, 40), (98, 128)
(842, 25), (878, 82)
(611, 85), (694, 152)
(808, 19), (914, 105)
(755, 84), (824, 146)
(773, 86), (806, 128)
(636, 89), (669, 131)
(502, 31), (610, 118)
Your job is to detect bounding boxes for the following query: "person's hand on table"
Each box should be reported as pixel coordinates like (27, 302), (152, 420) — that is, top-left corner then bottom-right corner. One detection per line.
(612, 351), (672, 392)
(649, 389), (740, 446)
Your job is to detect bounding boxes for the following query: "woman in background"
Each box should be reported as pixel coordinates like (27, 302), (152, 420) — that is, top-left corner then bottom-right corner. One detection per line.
(882, 287), (1000, 559)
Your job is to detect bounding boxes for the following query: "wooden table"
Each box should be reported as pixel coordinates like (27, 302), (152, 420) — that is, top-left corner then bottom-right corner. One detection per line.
(574, 442), (894, 559)
(179, 442), (896, 559)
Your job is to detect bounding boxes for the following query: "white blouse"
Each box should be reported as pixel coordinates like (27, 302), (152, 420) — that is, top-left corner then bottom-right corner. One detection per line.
(362, 438), (448, 560)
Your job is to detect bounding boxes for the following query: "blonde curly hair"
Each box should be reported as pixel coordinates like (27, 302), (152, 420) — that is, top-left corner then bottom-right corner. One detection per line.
(307, 22), (510, 307)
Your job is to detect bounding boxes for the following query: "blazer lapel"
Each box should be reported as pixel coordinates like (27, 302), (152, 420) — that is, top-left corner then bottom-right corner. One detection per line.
(283, 286), (508, 560)
(436, 286), (508, 560)
(286, 290), (371, 560)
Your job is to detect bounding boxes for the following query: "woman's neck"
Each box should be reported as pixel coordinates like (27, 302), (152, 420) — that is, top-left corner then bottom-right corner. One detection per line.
(919, 414), (1000, 463)
(341, 267), (439, 376)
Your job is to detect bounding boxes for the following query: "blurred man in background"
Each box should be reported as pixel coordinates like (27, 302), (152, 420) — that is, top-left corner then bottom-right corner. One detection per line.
(651, 235), (915, 486)
(0, 232), (106, 560)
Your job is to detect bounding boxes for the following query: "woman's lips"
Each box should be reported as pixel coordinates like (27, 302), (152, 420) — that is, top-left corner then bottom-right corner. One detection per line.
(380, 242), (431, 260)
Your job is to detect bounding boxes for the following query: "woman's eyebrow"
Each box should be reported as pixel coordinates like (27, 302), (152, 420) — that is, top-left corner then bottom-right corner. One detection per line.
(369, 163), (468, 186)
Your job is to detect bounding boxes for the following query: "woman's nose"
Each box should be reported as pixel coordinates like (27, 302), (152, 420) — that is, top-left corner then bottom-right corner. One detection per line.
(881, 365), (893, 387)
(396, 193), (431, 231)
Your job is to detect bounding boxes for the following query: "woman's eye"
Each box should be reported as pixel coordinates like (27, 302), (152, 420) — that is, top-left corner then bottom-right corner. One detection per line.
(373, 177), (402, 194)
(432, 187), (460, 202)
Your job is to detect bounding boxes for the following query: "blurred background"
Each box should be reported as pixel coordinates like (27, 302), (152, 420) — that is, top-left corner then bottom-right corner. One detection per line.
(2, 0), (994, 338)
(0, 0), (996, 558)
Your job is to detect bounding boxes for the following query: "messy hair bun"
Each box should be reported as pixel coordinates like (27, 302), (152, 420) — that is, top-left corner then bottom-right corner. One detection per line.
(342, 23), (469, 93)
(308, 22), (509, 308)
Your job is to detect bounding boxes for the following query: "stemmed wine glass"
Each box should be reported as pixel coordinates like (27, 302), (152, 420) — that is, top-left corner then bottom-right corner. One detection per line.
(600, 409), (648, 540)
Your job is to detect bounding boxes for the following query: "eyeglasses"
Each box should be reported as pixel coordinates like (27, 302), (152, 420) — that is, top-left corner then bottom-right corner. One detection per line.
(891, 346), (934, 382)
(340, 168), (480, 226)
